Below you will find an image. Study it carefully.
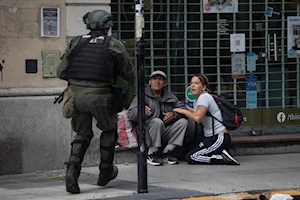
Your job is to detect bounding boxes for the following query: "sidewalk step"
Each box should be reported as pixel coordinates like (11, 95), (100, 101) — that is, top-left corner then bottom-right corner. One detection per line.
(114, 134), (300, 164)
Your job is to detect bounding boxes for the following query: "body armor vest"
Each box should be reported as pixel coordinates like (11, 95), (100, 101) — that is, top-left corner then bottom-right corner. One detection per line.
(67, 35), (115, 84)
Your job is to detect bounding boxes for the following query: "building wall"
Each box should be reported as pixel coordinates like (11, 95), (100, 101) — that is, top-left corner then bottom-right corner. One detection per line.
(0, 0), (110, 175)
(0, 0), (299, 175)
(0, 0), (66, 87)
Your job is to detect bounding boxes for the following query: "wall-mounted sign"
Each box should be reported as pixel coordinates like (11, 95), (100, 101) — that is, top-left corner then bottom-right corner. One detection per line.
(242, 108), (300, 126)
(276, 111), (300, 123)
(185, 86), (196, 102)
(41, 7), (60, 37)
(203, 0), (238, 13)
(287, 16), (300, 57)
(230, 33), (245, 52)
(231, 53), (245, 79)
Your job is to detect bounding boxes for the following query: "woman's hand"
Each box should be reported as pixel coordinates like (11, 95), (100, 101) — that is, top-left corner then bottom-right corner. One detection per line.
(186, 105), (194, 112)
(173, 108), (185, 114)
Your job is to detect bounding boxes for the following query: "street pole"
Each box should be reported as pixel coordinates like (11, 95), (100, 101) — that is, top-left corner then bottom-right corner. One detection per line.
(135, 0), (148, 193)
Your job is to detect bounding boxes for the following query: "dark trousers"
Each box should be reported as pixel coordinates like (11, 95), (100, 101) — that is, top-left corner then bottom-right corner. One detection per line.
(185, 133), (231, 164)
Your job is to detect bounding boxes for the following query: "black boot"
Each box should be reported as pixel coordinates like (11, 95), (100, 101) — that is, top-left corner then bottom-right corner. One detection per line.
(97, 131), (118, 186)
(97, 165), (118, 186)
(65, 163), (81, 194)
(65, 136), (91, 193)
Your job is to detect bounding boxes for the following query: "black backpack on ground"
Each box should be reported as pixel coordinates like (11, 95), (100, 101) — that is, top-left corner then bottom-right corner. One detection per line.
(206, 94), (243, 131)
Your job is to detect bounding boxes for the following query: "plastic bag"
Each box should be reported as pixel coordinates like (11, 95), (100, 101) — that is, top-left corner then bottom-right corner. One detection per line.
(117, 110), (138, 148)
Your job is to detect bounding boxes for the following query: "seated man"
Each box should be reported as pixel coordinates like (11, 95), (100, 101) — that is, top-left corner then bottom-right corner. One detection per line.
(128, 70), (188, 166)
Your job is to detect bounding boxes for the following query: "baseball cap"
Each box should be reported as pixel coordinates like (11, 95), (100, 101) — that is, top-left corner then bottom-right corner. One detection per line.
(150, 70), (167, 79)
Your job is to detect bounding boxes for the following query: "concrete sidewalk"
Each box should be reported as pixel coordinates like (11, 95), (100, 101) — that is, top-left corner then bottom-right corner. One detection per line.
(1, 153), (300, 200)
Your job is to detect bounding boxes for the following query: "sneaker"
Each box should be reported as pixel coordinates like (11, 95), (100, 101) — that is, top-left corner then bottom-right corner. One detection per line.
(209, 154), (224, 165)
(97, 165), (118, 186)
(221, 149), (240, 165)
(147, 153), (163, 166)
(162, 153), (179, 165)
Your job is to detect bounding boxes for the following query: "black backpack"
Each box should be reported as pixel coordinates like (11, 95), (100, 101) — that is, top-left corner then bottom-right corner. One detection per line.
(206, 94), (243, 131)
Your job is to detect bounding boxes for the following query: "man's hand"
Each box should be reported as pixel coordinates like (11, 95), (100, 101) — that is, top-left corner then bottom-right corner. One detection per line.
(145, 106), (152, 116)
(163, 112), (174, 124)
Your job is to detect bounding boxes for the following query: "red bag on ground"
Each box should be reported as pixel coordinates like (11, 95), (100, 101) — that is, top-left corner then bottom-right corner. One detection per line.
(117, 110), (138, 148)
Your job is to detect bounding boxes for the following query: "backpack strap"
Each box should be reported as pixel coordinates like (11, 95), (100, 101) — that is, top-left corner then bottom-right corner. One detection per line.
(212, 117), (215, 136)
(207, 111), (223, 124)
(207, 111), (223, 136)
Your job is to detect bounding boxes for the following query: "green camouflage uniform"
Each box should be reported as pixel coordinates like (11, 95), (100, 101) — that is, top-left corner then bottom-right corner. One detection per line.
(57, 30), (135, 176)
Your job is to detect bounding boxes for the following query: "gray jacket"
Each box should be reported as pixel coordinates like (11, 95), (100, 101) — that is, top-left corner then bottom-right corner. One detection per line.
(127, 84), (186, 125)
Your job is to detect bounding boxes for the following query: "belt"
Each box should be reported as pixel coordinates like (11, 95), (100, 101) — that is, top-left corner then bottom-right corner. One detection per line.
(71, 85), (111, 94)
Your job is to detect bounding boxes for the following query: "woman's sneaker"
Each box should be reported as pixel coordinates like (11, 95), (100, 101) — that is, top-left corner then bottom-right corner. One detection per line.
(221, 149), (240, 165)
(162, 152), (179, 165)
(147, 153), (163, 166)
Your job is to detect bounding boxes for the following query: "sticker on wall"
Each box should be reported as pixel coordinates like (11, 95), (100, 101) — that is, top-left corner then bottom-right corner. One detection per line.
(230, 33), (245, 52)
(246, 52), (258, 72)
(265, 7), (273, 17)
(231, 53), (245, 79)
(203, 0), (238, 13)
(41, 7), (60, 37)
(272, 9), (281, 19)
(245, 73), (257, 91)
(246, 91), (257, 109)
(287, 16), (300, 58)
(265, 7), (280, 19)
(245, 74), (258, 108)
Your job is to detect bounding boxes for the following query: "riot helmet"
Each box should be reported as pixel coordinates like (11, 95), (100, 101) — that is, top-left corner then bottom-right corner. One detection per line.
(83, 9), (113, 30)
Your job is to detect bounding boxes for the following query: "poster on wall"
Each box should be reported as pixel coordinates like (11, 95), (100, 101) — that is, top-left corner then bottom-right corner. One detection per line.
(203, 0), (238, 13)
(230, 33), (245, 52)
(41, 7), (60, 37)
(287, 16), (300, 57)
(231, 53), (245, 79)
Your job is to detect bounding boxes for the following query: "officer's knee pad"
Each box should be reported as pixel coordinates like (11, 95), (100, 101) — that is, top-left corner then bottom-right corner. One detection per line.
(73, 134), (94, 146)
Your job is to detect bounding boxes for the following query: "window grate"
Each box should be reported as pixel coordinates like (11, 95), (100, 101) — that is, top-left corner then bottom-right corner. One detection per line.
(111, 0), (300, 109)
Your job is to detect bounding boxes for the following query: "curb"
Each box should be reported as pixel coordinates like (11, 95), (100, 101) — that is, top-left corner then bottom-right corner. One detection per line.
(176, 189), (300, 200)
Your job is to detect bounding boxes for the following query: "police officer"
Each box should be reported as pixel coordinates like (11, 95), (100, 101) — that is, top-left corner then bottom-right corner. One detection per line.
(57, 9), (135, 194)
